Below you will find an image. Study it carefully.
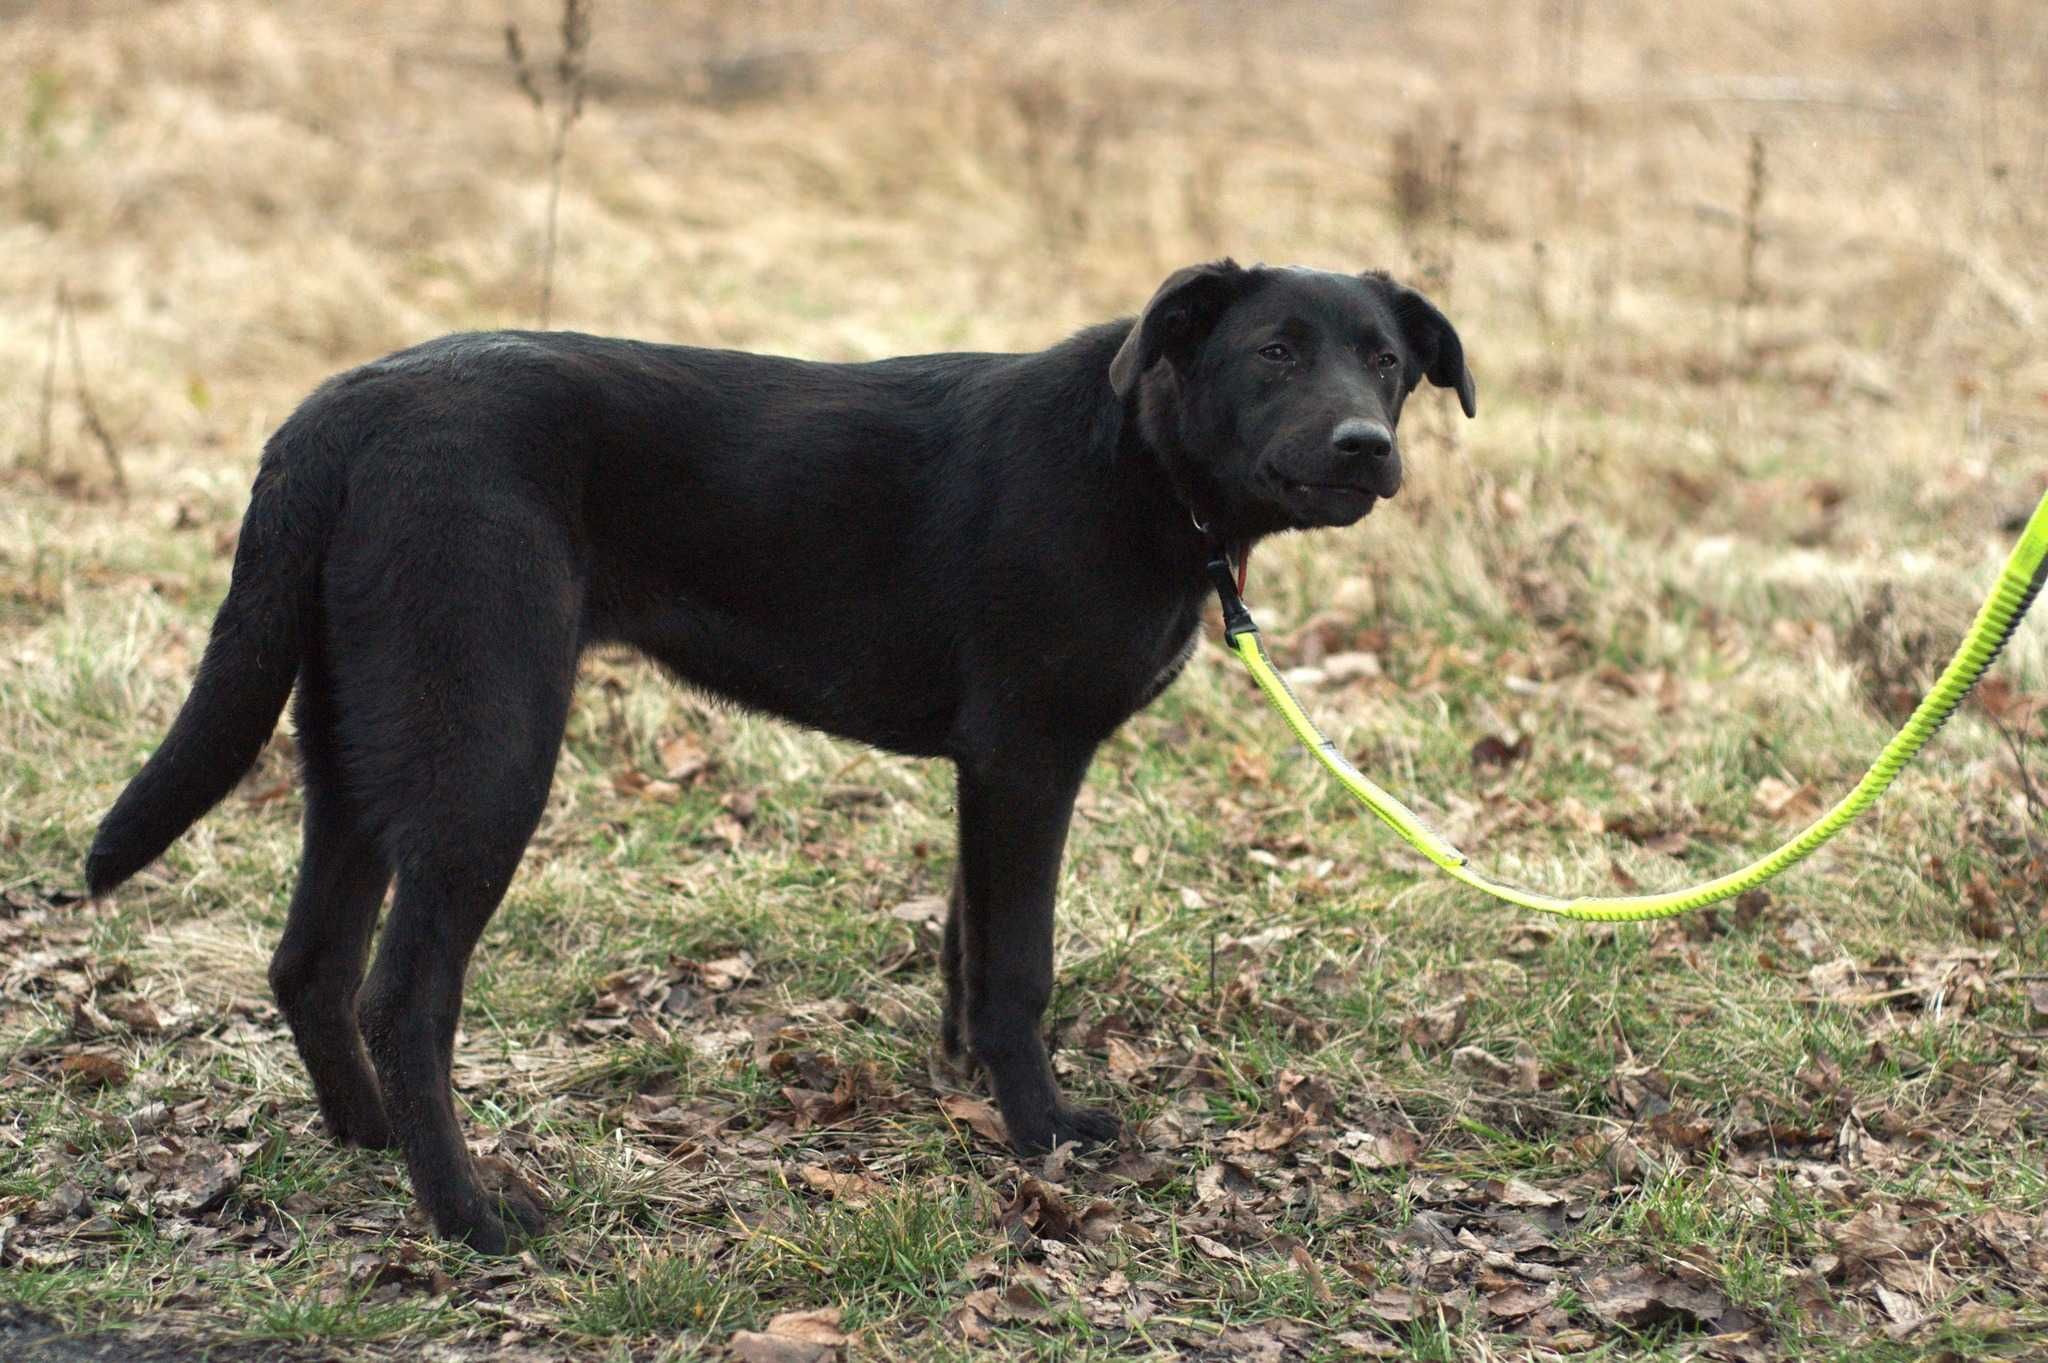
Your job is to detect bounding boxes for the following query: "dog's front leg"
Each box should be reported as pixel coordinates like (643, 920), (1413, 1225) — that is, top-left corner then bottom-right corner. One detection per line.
(952, 748), (1122, 1153)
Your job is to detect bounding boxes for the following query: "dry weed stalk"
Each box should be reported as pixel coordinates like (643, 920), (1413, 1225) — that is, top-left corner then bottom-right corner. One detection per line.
(33, 282), (126, 498)
(1006, 75), (1119, 249)
(1180, 147), (1225, 258)
(1739, 132), (1768, 321)
(1439, 137), (1463, 299)
(1545, 0), (1587, 210)
(1389, 126), (1434, 233)
(504, 0), (595, 328)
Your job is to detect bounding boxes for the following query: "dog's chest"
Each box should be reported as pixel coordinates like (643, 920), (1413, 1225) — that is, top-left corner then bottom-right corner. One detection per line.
(1134, 628), (1199, 709)
(1069, 598), (1204, 724)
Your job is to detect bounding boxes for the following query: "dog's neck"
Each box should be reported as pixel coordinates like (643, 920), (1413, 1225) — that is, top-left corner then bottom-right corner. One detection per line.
(991, 322), (1254, 618)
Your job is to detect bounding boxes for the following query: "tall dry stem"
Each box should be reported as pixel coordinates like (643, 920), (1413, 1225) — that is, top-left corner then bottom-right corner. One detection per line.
(504, 0), (594, 328)
(34, 282), (126, 497)
(1739, 132), (1768, 321)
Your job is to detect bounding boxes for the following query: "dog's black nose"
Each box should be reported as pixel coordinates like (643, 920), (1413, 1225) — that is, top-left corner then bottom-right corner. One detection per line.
(1331, 418), (1393, 461)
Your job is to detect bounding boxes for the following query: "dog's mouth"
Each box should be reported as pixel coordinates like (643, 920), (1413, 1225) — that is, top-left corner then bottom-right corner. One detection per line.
(1288, 480), (1377, 501)
(1277, 478), (1381, 527)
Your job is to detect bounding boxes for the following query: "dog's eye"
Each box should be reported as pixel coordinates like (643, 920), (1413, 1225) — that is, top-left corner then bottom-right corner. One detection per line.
(1257, 343), (1293, 364)
(1372, 351), (1399, 371)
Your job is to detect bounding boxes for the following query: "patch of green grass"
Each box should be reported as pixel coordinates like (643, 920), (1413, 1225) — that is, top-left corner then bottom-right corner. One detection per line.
(570, 1251), (747, 1337)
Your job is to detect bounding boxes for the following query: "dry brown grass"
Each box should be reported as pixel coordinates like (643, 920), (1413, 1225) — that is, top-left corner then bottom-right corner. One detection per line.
(4, 2), (2048, 1360)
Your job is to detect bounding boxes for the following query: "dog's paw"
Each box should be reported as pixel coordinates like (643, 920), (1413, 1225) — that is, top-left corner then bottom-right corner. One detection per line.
(1049, 1103), (1122, 1150)
(1009, 1102), (1121, 1154)
(451, 1208), (518, 1256)
(445, 1189), (548, 1257)
(326, 1100), (396, 1151)
(477, 1155), (551, 1239)
(439, 1157), (550, 1253)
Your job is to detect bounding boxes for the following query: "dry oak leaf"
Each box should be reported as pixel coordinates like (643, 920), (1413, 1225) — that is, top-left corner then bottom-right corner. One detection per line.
(781, 1059), (883, 1131)
(1193, 1159), (1261, 1206)
(795, 1164), (884, 1205)
(1452, 1044), (1539, 1092)
(1335, 1123), (1423, 1170)
(998, 1175), (1118, 1245)
(1104, 1035), (1152, 1082)
(1754, 776), (1821, 822)
(937, 1093), (1009, 1145)
(1580, 1264), (1728, 1331)
(1399, 994), (1468, 1052)
(57, 1051), (128, 1088)
(730, 1306), (848, 1363)
(148, 1146), (242, 1216)
(951, 1283), (1051, 1339)
(888, 896), (948, 933)
(657, 733), (712, 782)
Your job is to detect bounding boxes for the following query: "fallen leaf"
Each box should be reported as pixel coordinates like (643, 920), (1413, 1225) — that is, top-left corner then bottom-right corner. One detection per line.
(1288, 1244), (1333, 1304)
(1105, 1150), (1171, 1188)
(1471, 732), (1531, 769)
(1452, 1045), (1532, 1090)
(1330, 1330), (1401, 1357)
(730, 1303), (848, 1363)
(1484, 1282), (1556, 1321)
(697, 954), (754, 991)
(937, 1094), (1008, 1145)
(657, 733), (712, 782)
(795, 1164), (883, 1204)
(58, 1051), (128, 1087)
(1362, 1285), (1431, 1324)
(1105, 1035), (1152, 1082)
(888, 896), (948, 930)
(1336, 1124), (1422, 1170)
(998, 1175), (1118, 1244)
(149, 1147), (242, 1216)
(1194, 1160), (1261, 1205)
(99, 995), (167, 1034)
(1580, 1264), (1727, 1330)
(1400, 994), (1468, 1051)
(1754, 776), (1821, 822)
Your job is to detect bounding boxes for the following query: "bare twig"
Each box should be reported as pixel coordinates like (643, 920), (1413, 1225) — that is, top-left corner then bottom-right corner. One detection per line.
(37, 284), (61, 475)
(60, 285), (127, 497)
(1739, 133), (1768, 314)
(1562, 0), (1585, 210)
(1519, 77), (1929, 114)
(504, 0), (594, 329)
(32, 283), (127, 497)
(1440, 136), (1463, 301)
(504, 23), (543, 110)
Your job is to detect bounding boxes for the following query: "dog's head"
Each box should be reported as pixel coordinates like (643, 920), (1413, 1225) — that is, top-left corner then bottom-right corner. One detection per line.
(1109, 260), (1475, 540)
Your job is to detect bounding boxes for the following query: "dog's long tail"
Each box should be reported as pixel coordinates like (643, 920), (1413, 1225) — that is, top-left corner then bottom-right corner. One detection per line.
(86, 413), (342, 896)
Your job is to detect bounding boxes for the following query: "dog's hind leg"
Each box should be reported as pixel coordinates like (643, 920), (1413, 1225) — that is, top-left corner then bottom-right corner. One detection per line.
(940, 869), (965, 1058)
(347, 527), (581, 1253)
(268, 653), (395, 1149)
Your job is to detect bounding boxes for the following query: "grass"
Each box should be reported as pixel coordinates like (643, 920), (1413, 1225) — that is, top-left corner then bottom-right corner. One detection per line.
(4, 0), (2048, 1360)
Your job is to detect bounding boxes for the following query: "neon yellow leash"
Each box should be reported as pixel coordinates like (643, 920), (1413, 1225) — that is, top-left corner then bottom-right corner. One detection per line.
(1210, 487), (2048, 921)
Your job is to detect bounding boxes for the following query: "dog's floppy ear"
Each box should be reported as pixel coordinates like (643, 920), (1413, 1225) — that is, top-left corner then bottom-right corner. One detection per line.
(1390, 284), (1477, 418)
(1108, 259), (1249, 398)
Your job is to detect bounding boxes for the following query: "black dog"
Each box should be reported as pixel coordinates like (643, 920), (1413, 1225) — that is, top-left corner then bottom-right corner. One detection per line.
(87, 260), (1474, 1251)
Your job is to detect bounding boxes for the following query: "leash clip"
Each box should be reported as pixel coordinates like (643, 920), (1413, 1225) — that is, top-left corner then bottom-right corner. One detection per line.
(1206, 553), (1258, 641)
